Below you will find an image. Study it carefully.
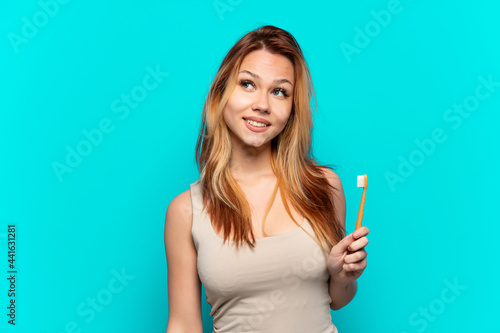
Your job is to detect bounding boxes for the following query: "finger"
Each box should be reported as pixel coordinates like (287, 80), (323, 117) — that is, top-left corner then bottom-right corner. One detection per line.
(330, 233), (356, 256)
(353, 226), (369, 239)
(344, 249), (367, 264)
(343, 258), (367, 271)
(348, 236), (369, 252)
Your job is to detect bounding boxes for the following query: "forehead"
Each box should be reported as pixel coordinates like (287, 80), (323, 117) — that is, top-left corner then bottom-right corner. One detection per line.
(239, 49), (294, 81)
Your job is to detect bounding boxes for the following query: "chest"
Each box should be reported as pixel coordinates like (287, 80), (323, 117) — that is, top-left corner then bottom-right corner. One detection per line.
(197, 226), (329, 300)
(231, 183), (305, 239)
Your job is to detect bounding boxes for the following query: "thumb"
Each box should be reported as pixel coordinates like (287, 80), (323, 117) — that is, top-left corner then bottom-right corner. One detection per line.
(330, 232), (355, 256)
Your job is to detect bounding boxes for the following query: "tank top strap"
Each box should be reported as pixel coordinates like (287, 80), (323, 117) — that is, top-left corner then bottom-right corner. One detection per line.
(189, 179), (204, 214)
(189, 179), (207, 251)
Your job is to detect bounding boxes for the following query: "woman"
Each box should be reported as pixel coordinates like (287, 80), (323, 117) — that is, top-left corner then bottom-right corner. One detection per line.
(164, 25), (369, 333)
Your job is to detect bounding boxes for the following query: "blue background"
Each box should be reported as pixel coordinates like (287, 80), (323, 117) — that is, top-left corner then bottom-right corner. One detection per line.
(1, 0), (498, 332)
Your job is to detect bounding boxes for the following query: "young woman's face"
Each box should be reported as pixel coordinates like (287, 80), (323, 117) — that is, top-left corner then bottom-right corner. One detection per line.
(223, 49), (294, 150)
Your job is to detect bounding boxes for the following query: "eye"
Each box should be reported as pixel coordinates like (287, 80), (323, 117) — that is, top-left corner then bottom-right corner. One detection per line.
(273, 87), (290, 98)
(239, 79), (255, 90)
(239, 79), (290, 98)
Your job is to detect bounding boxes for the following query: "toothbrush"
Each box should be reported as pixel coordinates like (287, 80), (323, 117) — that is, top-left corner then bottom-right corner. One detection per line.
(355, 174), (367, 230)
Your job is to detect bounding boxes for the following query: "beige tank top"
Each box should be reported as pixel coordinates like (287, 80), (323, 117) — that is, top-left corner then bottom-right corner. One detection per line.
(190, 179), (339, 333)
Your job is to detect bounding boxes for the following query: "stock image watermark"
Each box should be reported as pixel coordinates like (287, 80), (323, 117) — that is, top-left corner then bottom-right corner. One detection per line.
(51, 64), (169, 182)
(385, 73), (499, 192)
(400, 277), (467, 333)
(339, 0), (416, 63)
(234, 245), (328, 331)
(5, 224), (17, 325)
(213, 0), (243, 21)
(7, 0), (72, 54)
(48, 267), (135, 333)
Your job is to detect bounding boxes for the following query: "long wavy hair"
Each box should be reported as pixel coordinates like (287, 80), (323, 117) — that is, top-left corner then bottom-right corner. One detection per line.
(195, 25), (345, 254)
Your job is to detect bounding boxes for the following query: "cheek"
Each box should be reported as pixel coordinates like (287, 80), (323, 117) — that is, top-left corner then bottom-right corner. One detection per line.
(222, 109), (235, 132)
(223, 97), (238, 122)
(274, 105), (292, 127)
(226, 91), (252, 111)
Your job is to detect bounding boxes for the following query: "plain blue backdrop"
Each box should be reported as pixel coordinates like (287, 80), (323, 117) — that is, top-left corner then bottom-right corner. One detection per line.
(1, 0), (498, 332)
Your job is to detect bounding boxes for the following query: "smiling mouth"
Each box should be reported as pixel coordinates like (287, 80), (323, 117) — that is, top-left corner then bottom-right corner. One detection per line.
(243, 118), (270, 127)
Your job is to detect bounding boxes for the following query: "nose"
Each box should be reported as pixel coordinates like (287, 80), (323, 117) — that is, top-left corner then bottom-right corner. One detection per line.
(251, 90), (270, 113)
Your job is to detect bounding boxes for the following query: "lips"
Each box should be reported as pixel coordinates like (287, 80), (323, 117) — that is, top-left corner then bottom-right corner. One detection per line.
(243, 117), (270, 133)
(242, 117), (271, 126)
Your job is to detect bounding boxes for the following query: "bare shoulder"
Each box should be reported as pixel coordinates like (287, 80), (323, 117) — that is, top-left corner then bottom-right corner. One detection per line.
(165, 188), (193, 230)
(164, 188), (194, 248)
(319, 167), (346, 223)
(320, 167), (344, 194)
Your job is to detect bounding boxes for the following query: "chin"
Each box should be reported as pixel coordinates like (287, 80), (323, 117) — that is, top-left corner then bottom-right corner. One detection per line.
(242, 139), (269, 148)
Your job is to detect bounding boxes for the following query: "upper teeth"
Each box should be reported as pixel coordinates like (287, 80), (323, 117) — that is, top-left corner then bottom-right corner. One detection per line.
(245, 119), (267, 127)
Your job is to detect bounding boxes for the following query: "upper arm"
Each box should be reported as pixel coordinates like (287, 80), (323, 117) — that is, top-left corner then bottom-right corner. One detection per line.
(321, 167), (347, 229)
(164, 189), (203, 332)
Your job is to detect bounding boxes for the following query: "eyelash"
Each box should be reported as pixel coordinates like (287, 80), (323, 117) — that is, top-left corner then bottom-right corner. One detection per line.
(239, 79), (290, 98)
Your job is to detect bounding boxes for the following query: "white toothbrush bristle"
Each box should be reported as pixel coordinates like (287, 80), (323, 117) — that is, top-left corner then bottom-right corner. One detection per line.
(357, 175), (365, 188)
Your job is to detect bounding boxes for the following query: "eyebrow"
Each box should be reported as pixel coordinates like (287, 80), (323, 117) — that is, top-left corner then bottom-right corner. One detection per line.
(238, 70), (293, 87)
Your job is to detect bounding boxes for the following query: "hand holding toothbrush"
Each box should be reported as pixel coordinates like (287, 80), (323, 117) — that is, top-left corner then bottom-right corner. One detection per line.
(327, 174), (369, 284)
(327, 226), (369, 284)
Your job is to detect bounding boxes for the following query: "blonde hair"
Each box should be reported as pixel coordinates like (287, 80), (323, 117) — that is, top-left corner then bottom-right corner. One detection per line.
(195, 25), (345, 254)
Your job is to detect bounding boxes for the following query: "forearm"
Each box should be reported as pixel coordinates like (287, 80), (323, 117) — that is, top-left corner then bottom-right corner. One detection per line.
(328, 277), (357, 310)
(166, 320), (203, 333)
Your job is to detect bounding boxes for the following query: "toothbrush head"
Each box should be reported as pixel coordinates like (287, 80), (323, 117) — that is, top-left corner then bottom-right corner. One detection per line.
(357, 174), (367, 188)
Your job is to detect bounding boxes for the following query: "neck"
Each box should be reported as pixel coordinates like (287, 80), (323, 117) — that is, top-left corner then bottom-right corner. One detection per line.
(228, 141), (275, 182)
